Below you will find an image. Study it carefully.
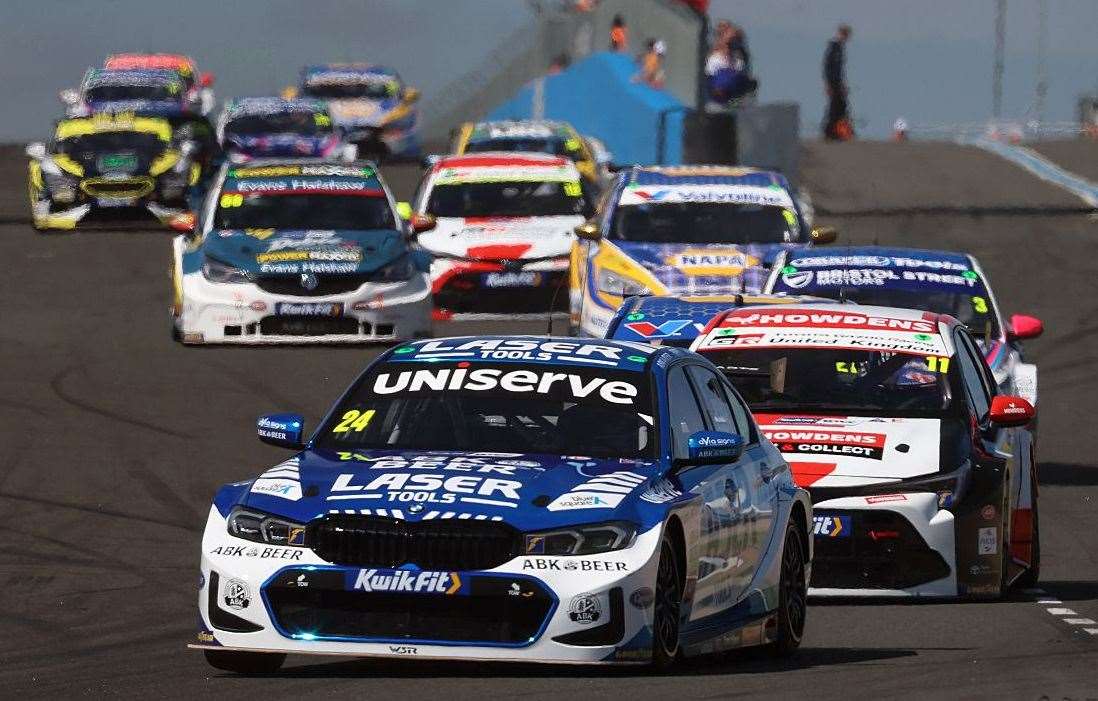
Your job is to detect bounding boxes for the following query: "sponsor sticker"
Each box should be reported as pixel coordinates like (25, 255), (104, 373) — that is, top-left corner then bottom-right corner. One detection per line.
(864, 494), (907, 504)
(348, 568), (465, 595)
(812, 513), (851, 538)
(978, 527), (998, 555)
(629, 587), (655, 609)
(223, 578), (251, 610)
(568, 594), (601, 625)
(481, 271), (542, 288)
(209, 545), (304, 560)
(521, 558), (628, 572)
(275, 302), (344, 317)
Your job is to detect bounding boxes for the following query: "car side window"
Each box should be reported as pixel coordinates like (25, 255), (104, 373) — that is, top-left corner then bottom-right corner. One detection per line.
(953, 330), (991, 421)
(667, 366), (709, 459)
(686, 365), (750, 440)
(720, 381), (758, 443)
(958, 330), (998, 399)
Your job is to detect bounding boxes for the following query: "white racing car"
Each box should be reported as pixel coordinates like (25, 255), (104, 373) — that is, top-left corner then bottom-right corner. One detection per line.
(170, 160), (434, 343)
(411, 152), (595, 318)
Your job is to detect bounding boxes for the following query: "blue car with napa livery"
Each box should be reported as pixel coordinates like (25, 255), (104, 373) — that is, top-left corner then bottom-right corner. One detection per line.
(296, 64), (421, 161)
(171, 159), (436, 344)
(569, 166), (837, 337)
(217, 97), (356, 164)
(763, 246), (1044, 406)
(605, 293), (838, 348)
(192, 336), (811, 672)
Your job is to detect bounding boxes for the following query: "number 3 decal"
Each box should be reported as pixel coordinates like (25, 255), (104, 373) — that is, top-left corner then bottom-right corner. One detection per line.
(971, 296), (988, 313)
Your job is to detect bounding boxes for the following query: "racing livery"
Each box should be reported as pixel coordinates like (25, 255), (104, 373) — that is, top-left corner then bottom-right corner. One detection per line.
(413, 153), (593, 317)
(765, 247), (1043, 405)
(63, 68), (193, 118)
(452, 120), (606, 188)
(297, 64), (420, 160)
(171, 160), (432, 343)
(217, 97), (353, 163)
(692, 304), (1039, 598)
(192, 336), (812, 671)
(27, 113), (202, 230)
(605, 294), (836, 347)
(570, 166), (836, 337)
(103, 53), (215, 114)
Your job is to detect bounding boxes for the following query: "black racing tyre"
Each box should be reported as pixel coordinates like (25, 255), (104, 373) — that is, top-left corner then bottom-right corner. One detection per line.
(769, 521), (807, 657)
(204, 649), (285, 674)
(651, 532), (683, 670)
(1015, 475), (1041, 589)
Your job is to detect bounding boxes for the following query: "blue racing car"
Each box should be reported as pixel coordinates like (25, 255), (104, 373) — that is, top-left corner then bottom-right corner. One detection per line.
(764, 246), (1044, 406)
(296, 64), (421, 161)
(217, 97), (355, 164)
(605, 293), (835, 347)
(193, 336), (811, 671)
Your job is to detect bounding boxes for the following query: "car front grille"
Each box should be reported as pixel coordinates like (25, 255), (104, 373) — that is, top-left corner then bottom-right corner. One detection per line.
(254, 274), (371, 296)
(264, 566), (553, 645)
(80, 177), (154, 199)
(434, 270), (567, 314)
(308, 514), (523, 571)
(810, 509), (951, 590)
(258, 316), (360, 336)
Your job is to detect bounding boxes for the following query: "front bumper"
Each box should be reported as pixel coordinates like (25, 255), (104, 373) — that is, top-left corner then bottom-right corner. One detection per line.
(431, 256), (570, 317)
(808, 492), (960, 597)
(32, 198), (185, 231)
(194, 509), (661, 663)
(176, 268), (432, 344)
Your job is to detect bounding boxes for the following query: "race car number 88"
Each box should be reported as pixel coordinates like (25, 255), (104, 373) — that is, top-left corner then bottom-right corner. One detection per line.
(220, 193), (244, 208)
(332, 409), (376, 433)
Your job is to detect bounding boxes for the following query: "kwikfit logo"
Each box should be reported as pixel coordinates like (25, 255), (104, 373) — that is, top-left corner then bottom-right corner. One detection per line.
(350, 569), (464, 595)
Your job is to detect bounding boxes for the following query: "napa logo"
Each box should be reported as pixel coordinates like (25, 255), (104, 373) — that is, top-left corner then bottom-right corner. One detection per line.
(666, 248), (758, 276)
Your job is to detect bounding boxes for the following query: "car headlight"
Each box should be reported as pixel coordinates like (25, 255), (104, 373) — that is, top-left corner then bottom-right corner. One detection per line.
(366, 254), (415, 282)
(524, 521), (637, 555)
(596, 268), (650, 297)
(202, 256), (252, 284)
(227, 508), (306, 546)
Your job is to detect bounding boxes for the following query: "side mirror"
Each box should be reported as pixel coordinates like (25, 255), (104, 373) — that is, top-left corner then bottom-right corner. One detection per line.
(395, 201), (413, 221)
(574, 221), (602, 241)
(988, 395), (1035, 428)
(678, 431), (745, 467)
(200, 72), (215, 88)
(340, 143), (358, 162)
(1008, 314), (1043, 341)
(410, 212), (436, 233)
(25, 142), (46, 160)
(403, 87), (421, 103)
(258, 413), (306, 449)
(810, 226), (838, 244)
(58, 88), (80, 106)
(168, 211), (197, 234)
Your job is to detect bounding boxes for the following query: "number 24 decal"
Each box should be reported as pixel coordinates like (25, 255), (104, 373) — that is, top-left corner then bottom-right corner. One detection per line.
(332, 409), (376, 433)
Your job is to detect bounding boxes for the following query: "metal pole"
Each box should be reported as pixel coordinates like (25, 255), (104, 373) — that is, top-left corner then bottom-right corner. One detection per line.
(993, 0), (1006, 119)
(1036, 0), (1048, 133)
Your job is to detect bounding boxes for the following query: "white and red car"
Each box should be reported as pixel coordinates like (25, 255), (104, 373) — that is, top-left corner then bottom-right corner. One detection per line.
(412, 153), (594, 318)
(691, 304), (1040, 598)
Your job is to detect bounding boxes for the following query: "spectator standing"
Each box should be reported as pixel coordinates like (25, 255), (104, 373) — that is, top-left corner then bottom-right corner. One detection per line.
(610, 15), (628, 52)
(822, 24), (854, 140)
(705, 23), (756, 110)
(637, 39), (666, 89)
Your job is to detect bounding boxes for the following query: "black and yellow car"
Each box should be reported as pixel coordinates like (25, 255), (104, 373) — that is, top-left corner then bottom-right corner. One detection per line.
(451, 119), (609, 188)
(26, 112), (203, 230)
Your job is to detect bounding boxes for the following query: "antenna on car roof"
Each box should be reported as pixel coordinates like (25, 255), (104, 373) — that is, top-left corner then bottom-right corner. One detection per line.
(546, 276), (567, 337)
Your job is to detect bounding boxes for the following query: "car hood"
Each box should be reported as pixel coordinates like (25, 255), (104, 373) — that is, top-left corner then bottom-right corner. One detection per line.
(240, 449), (665, 531)
(613, 241), (801, 294)
(754, 413), (943, 488)
(418, 215), (583, 260)
(326, 97), (401, 127)
(203, 228), (406, 276)
(225, 133), (340, 159)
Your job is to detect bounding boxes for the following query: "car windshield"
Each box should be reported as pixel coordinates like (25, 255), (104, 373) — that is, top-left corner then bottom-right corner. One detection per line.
(56, 131), (165, 156)
(702, 347), (959, 418)
(303, 82), (395, 100)
(226, 113), (330, 137)
(85, 84), (177, 102)
(314, 362), (656, 459)
(427, 180), (587, 217)
(810, 286), (1000, 339)
(610, 202), (802, 244)
(213, 193), (395, 230)
(466, 137), (576, 158)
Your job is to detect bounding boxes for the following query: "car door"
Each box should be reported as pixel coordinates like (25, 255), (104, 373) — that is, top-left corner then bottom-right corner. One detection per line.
(687, 365), (776, 594)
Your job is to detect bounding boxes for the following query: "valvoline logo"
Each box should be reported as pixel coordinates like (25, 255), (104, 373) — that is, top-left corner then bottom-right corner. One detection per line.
(624, 319), (699, 339)
(630, 189), (670, 201)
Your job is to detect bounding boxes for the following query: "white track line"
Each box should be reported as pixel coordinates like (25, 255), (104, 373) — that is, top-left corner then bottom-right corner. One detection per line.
(959, 137), (1098, 208)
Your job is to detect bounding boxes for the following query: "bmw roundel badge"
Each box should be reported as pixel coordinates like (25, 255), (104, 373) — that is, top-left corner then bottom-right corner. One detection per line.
(300, 273), (320, 291)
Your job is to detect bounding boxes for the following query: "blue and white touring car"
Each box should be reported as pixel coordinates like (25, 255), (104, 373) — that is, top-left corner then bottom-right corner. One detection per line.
(193, 336), (812, 671)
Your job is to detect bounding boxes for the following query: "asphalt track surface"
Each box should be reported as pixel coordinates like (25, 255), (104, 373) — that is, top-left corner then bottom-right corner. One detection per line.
(2, 141), (1098, 699)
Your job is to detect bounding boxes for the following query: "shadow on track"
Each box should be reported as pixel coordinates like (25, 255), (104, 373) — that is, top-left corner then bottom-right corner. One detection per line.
(1039, 462), (1098, 486)
(246, 645), (923, 679)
